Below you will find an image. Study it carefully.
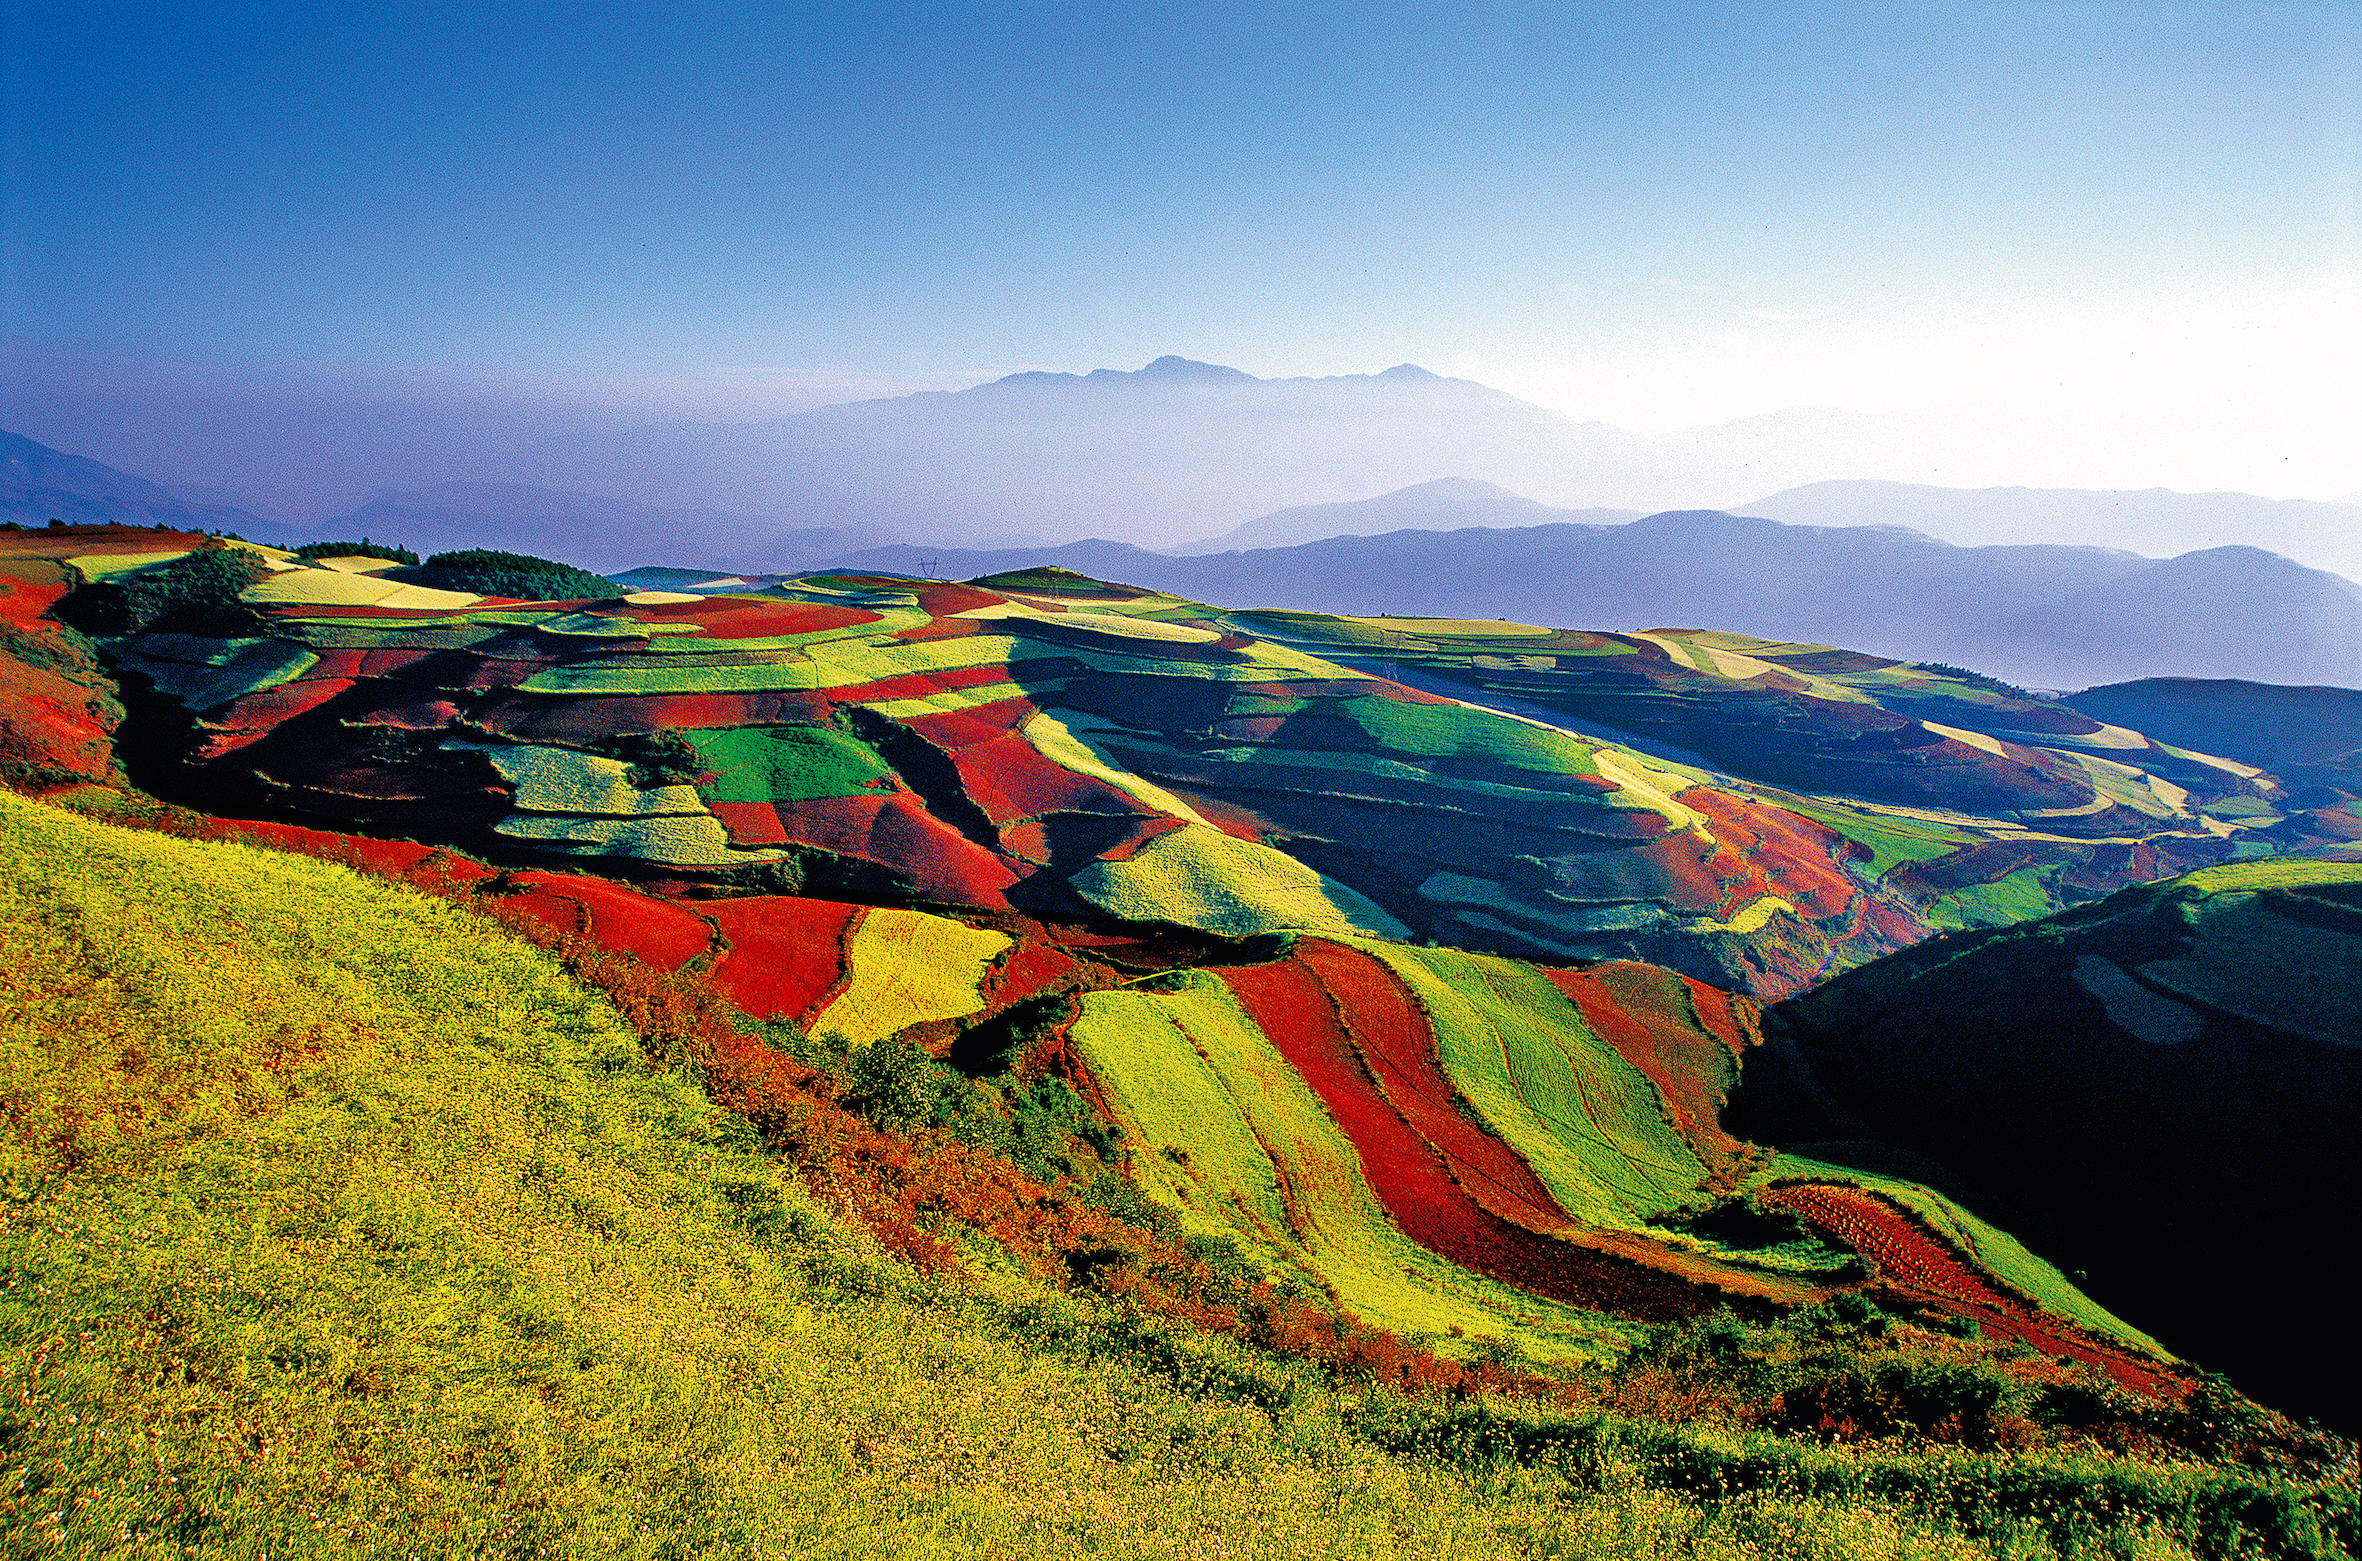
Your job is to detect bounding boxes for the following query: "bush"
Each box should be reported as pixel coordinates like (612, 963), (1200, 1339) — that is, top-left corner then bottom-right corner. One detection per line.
(414, 548), (614, 601)
(57, 542), (271, 637)
(292, 538), (419, 565)
(843, 1034), (948, 1132)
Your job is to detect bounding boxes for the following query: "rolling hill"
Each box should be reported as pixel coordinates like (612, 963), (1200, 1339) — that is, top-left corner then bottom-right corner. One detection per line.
(5, 522), (2359, 1555)
(820, 508), (2362, 692)
(1730, 860), (2362, 1435)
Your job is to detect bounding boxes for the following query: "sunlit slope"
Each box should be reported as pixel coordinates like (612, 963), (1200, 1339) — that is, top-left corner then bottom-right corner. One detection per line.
(19, 529), (2267, 997)
(0, 789), (1709, 1557)
(1, 796), (2337, 1561)
(1733, 860), (2362, 1433)
(1237, 612), (2349, 926)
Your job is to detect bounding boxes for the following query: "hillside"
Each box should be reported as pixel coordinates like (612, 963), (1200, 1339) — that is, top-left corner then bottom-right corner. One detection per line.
(7, 523), (2361, 1553)
(1731, 861), (2362, 1434)
(1743, 481), (2362, 590)
(13, 791), (2355, 1557)
(2065, 679), (2362, 815)
(821, 509), (2362, 692)
(24, 528), (2340, 1000)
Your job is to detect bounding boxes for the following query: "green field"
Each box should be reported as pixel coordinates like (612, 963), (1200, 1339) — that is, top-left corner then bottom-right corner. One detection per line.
(1066, 972), (1634, 1359)
(1352, 943), (1710, 1227)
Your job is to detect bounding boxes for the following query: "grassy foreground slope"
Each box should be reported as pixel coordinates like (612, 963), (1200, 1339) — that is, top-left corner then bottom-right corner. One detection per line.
(10, 798), (2355, 1560)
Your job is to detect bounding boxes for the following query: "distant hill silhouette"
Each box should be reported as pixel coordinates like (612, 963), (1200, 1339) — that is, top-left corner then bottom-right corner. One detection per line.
(1744, 479), (2362, 585)
(1169, 477), (1639, 554)
(2067, 679), (2362, 806)
(317, 482), (903, 574)
(0, 428), (268, 533)
(499, 357), (1793, 547)
(820, 508), (2362, 690)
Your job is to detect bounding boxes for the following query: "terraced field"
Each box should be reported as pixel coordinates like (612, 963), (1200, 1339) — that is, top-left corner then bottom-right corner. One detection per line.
(27, 527), (2336, 1001)
(6, 524), (2314, 1417)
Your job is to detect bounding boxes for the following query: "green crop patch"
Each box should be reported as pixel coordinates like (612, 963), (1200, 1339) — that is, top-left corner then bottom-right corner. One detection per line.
(1354, 943), (1710, 1228)
(1067, 972), (1621, 1358)
(1781, 801), (1981, 876)
(1923, 865), (2060, 931)
(690, 722), (898, 804)
(1337, 693), (1602, 778)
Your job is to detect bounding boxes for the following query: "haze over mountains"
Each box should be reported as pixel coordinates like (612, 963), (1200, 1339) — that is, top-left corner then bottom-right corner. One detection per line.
(7, 345), (2361, 694)
(1171, 478), (1641, 554)
(1745, 480), (2362, 586)
(825, 514), (2362, 693)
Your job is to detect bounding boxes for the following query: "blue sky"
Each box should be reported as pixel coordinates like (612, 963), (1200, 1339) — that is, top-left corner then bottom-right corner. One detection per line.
(2, 1), (2356, 501)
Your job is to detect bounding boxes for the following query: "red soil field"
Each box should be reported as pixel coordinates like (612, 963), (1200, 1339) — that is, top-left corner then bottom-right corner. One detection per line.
(945, 727), (1150, 824)
(1221, 948), (1763, 1321)
(0, 562), (73, 625)
(813, 660), (1017, 709)
(1754, 1182), (2177, 1397)
(1292, 940), (1566, 1227)
(907, 583), (1009, 615)
(344, 695), (470, 731)
(1539, 961), (1755, 1171)
(1678, 790), (1862, 923)
(191, 679), (356, 753)
(488, 871), (721, 971)
(699, 896), (865, 1024)
(195, 817), (496, 886)
(0, 656), (118, 781)
(758, 791), (1024, 908)
(980, 938), (1086, 1009)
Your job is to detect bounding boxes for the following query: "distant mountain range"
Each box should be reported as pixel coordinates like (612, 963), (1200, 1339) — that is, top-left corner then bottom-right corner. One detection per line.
(489, 357), (1898, 548)
(823, 510), (2362, 692)
(315, 482), (904, 574)
(1745, 479), (2362, 586)
(1169, 477), (1640, 554)
(7, 424), (2358, 689)
(1, 428), (268, 533)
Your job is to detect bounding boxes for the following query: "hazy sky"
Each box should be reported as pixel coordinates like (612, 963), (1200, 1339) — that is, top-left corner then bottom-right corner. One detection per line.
(3, 1), (2356, 502)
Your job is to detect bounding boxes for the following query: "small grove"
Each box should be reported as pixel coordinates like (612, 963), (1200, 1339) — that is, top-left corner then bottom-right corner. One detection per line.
(4, 789), (2356, 1560)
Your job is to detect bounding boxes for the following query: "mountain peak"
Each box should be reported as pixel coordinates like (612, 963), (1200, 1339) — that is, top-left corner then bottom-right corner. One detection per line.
(1134, 355), (1259, 383)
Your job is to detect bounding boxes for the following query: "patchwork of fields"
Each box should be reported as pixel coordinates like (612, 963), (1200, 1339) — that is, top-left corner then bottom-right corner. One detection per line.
(4, 523), (2356, 1500)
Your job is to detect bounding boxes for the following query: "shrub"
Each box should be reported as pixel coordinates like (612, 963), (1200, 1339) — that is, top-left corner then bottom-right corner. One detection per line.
(414, 547), (614, 601)
(57, 541), (271, 636)
(844, 1034), (948, 1132)
(292, 538), (419, 564)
